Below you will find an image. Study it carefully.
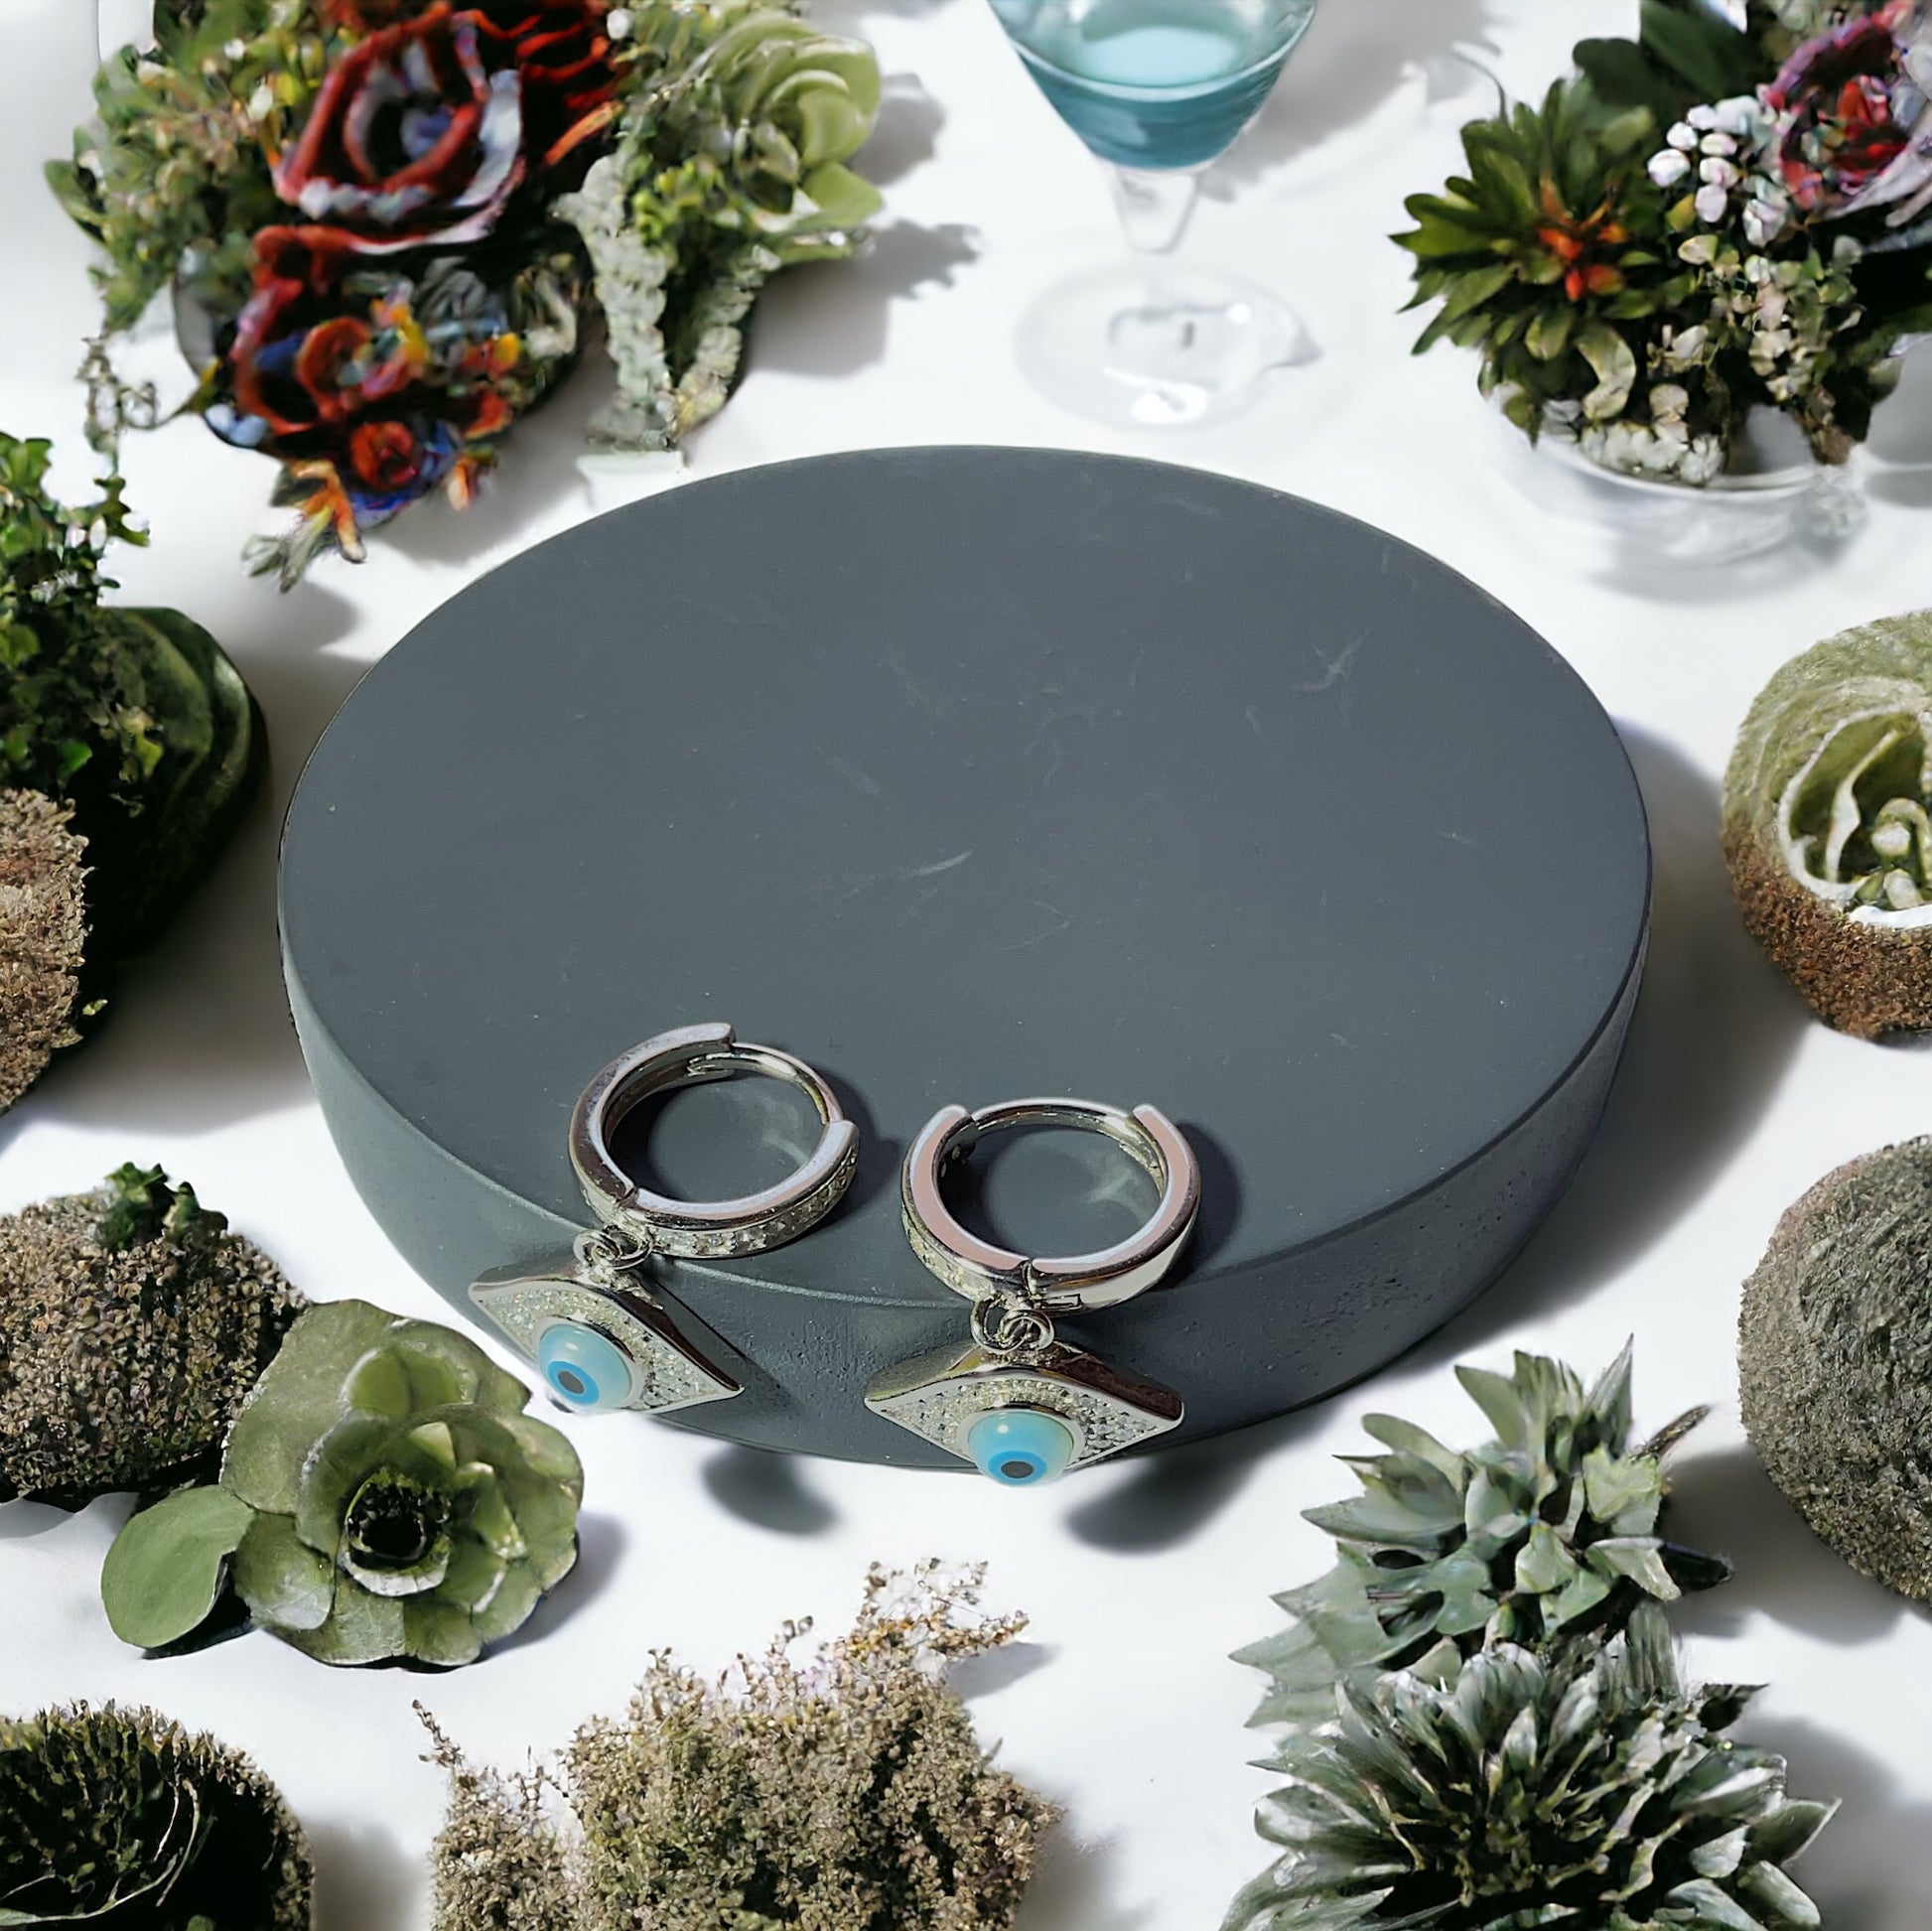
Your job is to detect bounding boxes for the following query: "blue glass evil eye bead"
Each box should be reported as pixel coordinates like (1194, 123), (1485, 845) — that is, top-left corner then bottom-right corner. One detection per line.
(537, 1321), (635, 1413)
(966, 1408), (1076, 1485)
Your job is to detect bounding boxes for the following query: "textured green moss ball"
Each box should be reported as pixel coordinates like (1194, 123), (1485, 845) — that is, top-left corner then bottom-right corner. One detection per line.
(1740, 1137), (1932, 1599)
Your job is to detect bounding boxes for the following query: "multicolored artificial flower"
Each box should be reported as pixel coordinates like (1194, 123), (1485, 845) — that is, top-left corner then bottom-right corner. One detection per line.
(52, 0), (880, 585)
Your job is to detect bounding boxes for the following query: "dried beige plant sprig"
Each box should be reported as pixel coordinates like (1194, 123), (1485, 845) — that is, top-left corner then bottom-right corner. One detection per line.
(0, 788), (88, 1113)
(424, 1562), (1056, 1931)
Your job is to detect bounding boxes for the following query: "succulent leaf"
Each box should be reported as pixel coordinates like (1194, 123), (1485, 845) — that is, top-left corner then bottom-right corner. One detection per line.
(1228, 1606), (1831, 1931)
(105, 1298), (584, 1668)
(100, 1484), (253, 1650)
(1237, 1347), (1725, 1729)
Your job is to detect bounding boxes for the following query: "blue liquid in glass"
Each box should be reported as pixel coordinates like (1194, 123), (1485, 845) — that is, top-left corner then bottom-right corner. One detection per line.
(993, 0), (1315, 171)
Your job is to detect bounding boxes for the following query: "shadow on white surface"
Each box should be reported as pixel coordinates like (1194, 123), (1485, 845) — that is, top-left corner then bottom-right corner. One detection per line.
(701, 1443), (842, 1535)
(1669, 1446), (1910, 1648)
(864, 69), (947, 186)
(1208, 0), (1500, 197)
(1066, 1411), (1323, 1555)
(1732, 1718), (1932, 1931)
(491, 1511), (629, 1657)
(950, 1637), (1056, 1700)
(1017, 1822), (1159, 1931)
(311, 1818), (420, 1931)
(755, 219), (983, 381)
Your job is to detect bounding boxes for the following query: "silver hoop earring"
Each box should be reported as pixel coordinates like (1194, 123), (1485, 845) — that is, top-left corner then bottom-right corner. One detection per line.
(472, 1022), (858, 1417)
(867, 1098), (1198, 1484)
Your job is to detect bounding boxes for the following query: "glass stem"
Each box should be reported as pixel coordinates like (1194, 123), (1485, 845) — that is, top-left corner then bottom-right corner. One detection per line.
(1107, 165), (1202, 255)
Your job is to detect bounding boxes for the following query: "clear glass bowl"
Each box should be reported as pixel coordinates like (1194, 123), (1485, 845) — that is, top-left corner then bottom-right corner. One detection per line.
(1488, 405), (1865, 570)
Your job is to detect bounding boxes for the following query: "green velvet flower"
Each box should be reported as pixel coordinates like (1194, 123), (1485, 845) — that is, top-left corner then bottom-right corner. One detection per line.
(102, 1301), (583, 1668)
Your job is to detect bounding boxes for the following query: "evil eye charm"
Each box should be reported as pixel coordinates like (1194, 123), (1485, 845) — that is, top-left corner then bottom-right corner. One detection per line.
(538, 1321), (636, 1414)
(967, 1408), (1077, 1486)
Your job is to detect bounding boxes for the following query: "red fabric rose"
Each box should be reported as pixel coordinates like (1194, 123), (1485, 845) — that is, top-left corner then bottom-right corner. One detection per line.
(1767, 1), (1920, 214)
(274, 4), (525, 252)
(471, 0), (619, 165)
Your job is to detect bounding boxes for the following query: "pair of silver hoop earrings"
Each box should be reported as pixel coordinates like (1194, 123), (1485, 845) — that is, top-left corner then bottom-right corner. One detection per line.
(470, 1021), (1199, 1486)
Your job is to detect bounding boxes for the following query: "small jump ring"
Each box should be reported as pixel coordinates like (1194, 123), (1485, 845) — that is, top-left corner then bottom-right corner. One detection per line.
(902, 1098), (1200, 1314)
(571, 1022), (858, 1260)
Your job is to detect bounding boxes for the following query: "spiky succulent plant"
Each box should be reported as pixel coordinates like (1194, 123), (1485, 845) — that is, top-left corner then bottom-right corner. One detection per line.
(0, 1165), (303, 1506)
(1741, 1135), (1932, 1599)
(1725, 610), (1932, 1037)
(0, 788), (88, 1112)
(1235, 1346), (1727, 1729)
(0, 1702), (312, 1928)
(1397, 80), (1671, 441)
(103, 1299), (583, 1666)
(1227, 1604), (1833, 1931)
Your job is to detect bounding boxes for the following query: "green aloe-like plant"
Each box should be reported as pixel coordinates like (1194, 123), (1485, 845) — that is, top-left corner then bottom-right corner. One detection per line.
(1396, 79), (1674, 439)
(1235, 1345), (1728, 1729)
(1227, 1604), (1833, 1931)
(101, 1300), (583, 1667)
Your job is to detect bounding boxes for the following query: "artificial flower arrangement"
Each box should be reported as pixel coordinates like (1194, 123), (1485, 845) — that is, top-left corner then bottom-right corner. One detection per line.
(0, 1165), (583, 1667)
(0, 433), (260, 1109)
(1400, 0), (1932, 486)
(1227, 1346), (1836, 1930)
(50, 0), (884, 587)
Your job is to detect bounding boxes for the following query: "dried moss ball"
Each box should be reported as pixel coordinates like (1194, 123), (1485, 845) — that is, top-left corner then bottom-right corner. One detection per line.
(1724, 611), (1932, 1037)
(1740, 1136), (1932, 1599)
(0, 1702), (312, 1928)
(0, 1166), (303, 1505)
(0, 788), (87, 1113)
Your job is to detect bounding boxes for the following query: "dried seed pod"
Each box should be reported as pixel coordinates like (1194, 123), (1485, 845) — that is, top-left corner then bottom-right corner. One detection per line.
(0, 1702), (312, 1928)
(1724, 610), (1932, 1036)
(0, 788), (87, 1113)
(1740, 1136), (1932, 1599)
(0, 1165), (303, 1506)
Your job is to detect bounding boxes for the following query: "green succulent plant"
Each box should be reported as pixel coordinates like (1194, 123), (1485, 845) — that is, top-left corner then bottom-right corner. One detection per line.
(559, 0), (881, 452)
(1235, 1346), (1728, 1729)
(0, 1164), (303, 1506)
(102, 1299), (583, 1667)
(1227, 1604), (1834, 1931)
(1397, 79), (1672, 440)
(0, 432), (261, 956)
(1725, 611), (1932, 1037)
(0, 1701), (312, 1928)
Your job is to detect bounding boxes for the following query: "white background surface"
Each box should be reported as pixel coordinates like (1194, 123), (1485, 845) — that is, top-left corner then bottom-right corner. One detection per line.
(4, 1), (1931, 1923)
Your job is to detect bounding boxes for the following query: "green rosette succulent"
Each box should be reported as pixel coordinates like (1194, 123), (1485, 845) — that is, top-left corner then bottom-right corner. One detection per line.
(0, 432), (261, 957)
(102, 1300), (583, 1667)
(1725, 611), (1932, 1037)
(1235, 1346), (1727, 1728)
(0, 1702), (312, 1929)
(558, 0), (881, 452)
(1227, 1604), (1834, 1931)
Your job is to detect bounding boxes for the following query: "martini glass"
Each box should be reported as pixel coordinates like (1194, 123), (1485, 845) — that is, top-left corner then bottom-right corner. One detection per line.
(991, 0), (1317, 426)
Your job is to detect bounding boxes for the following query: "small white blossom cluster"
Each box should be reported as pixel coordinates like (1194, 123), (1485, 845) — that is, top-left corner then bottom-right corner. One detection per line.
(1648, 95), (1792, 246)
(1580, 389), (1727, 484)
